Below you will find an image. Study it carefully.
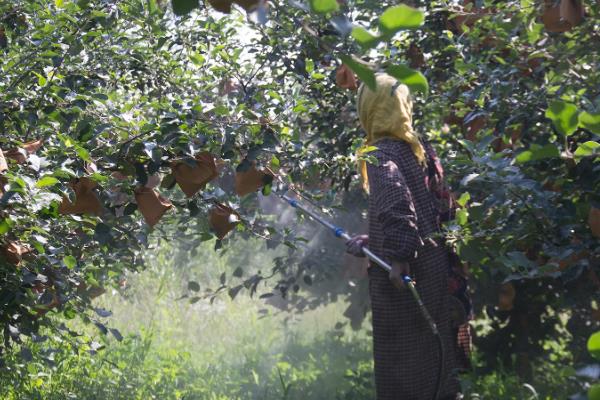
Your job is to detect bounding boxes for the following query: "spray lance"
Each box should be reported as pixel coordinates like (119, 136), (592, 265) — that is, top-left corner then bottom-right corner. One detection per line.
(279, 191), (445, 400)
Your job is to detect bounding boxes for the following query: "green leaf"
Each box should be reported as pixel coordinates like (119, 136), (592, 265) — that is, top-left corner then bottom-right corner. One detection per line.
(161, 174), (176, 189)
(588, 331), (600, 360)
(189, 53), (205, 66)
(579, 111), (600, 134)
(545, 101), (578, 136)
(385, 64), (429, 95)
(35, 176), (59, 188)
(34, 72), (47, 87)
(574, 141), (600, 160)
(339, 54), (376, 90)
(589, 383), (600, 400)
(379, 5), (424, 35)
(32, 241), (45, 254)
(188, 281), (200, 292)
(526, 22), (543, 45)
(457, 192), (470, 207)
(55, 0), (65, 8)
(309, 0), (339, 14)
(233, 266), (243, 278)
(515, 144), (560, 163)
(456, 208), (469, 226)
(228, 285), (242, 299)
(351, 26), (379, 49)
(148, 0), (160, 14)
(75, 146), (91, 162)
(94, 223), (113, 245)
(58, 134), (74, 148)
(172, 0), (199, 16)
(360, 145), (378, 154)
(305, 59), (314, 73)
(515, 151), (534, 163)
(262, 184), (272, 196)
(0, 219), (12, 235)
(63, 255), (77, 269)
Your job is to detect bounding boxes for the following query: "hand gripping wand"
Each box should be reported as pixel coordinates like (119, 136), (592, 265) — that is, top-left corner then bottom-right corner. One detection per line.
(281, 192), (445, 400)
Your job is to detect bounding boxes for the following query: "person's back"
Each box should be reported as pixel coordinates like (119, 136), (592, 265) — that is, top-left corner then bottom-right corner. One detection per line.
(366, 138), (441, 258)
(366, 138), (459, 400)
(346, 73), (462, 400)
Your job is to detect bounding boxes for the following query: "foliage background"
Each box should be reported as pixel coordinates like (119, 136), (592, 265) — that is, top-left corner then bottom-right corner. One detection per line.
(1, 0), (599, 398)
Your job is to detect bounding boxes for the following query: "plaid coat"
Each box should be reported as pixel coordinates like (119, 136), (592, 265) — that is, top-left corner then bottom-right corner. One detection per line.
(367, 138), (461, 399)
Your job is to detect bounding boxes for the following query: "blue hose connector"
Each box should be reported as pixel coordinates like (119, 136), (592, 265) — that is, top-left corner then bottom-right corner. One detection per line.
(289, 199), (298, 207)
(334, 227), (344, 238)
(402, 275), (412, 284)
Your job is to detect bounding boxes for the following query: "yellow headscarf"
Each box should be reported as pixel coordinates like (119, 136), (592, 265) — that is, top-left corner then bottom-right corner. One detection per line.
(357, 73), (426, 192)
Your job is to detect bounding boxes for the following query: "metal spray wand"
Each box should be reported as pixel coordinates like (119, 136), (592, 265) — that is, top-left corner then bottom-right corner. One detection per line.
(281, 193), (439, 336)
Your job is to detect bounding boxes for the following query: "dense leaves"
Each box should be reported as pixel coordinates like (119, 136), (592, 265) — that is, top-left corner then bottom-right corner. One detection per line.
(0, 0), (598, 386)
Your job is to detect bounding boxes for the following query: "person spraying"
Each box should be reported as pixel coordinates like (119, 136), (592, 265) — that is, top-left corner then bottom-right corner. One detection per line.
(345, 73), (469, 400)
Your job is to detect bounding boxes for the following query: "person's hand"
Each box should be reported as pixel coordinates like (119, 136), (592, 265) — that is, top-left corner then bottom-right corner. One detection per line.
(389, 261), (410, 290)
(345, 234), (368, 257)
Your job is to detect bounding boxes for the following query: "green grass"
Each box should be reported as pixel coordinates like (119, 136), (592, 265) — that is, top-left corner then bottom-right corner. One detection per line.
(0, 293), (375, 400)
(0, 241), (376, 400)
(0, 240), (588, 399)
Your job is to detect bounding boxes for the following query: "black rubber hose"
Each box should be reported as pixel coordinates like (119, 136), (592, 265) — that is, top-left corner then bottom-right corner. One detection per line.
(432, 330), (445, 400)
(405, 282), (445, 400)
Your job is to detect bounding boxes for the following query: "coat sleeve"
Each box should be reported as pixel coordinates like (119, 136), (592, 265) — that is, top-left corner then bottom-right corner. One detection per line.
(423, 141), (456, 223)
(367, 153), (421, 263)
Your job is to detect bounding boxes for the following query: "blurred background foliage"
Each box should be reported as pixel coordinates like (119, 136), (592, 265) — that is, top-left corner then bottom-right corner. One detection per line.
(0, 0), (599, 398)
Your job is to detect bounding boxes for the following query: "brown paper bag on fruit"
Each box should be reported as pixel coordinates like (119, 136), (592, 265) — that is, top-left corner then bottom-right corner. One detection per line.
(463, 114), (487, 141)
(209, 0), (263, 13)
(2, 242), (32, 266)
(59, 177), (103, 216)
(33, 291), (61, 319)
(589, 207), (600, 238)
(134, 187), (172, 227)
(4, 139), (43, 164)
(76, 281), (106, 299)
(498, 282), (516, 311)
(209, 202), (241, 239)
(0, 149), (7, 173)
(335, 64), (358, 91)
(560, 0), (584, 26)
(542, 0), (584, 32)
(407, 43), (425, 68)
(234, 162), (274, 197)
(171, 152), (219, 197)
